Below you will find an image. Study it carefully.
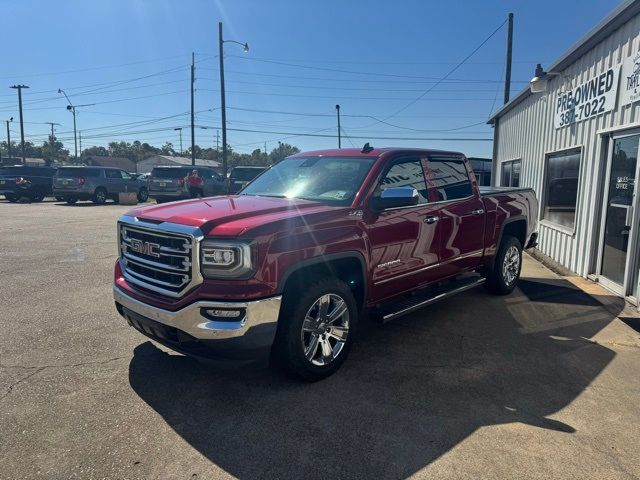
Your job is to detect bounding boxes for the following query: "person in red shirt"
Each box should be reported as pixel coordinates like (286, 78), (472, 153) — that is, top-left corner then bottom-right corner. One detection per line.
(185, 169), (204, 198)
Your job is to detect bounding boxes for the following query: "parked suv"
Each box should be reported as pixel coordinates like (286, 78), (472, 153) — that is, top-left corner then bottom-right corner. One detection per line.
(227, 166), (267, 194)
(0, 165), (57, 202)
(114, 147), (538, 380)
(148, 166), (225, 203)
(53, 166), (148, 205)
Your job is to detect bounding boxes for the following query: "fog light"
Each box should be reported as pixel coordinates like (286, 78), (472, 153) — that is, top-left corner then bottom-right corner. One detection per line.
(204, 308), (242, 318)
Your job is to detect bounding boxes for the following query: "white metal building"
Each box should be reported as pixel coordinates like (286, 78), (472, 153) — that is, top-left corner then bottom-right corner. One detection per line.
(136, 155), (222, 174)
(489, 0), (640, 303)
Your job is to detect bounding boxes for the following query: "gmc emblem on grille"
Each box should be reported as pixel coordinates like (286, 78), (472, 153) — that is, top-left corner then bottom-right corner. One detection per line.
(130, 239), (161, 258)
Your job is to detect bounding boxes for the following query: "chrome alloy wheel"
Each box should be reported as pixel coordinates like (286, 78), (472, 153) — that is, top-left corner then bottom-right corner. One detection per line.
(503, 245), (521, 286)
(301, 293), (350, 366)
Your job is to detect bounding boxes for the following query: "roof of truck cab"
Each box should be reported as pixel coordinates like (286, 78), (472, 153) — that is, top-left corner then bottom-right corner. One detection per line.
(289, 147), (466, 158)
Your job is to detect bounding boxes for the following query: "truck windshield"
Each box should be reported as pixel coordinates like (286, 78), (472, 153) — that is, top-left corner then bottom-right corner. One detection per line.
(240, 156), (376, 205)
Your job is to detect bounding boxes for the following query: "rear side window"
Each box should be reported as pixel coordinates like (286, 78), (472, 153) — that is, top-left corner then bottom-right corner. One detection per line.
(105, 169), (120, 179)
(152, 167), (191, 178)
(58, 167), (101, 177)
(375, 157), (428, 205)
(427, 156), (472, 201)
(231, 168), (265, 181)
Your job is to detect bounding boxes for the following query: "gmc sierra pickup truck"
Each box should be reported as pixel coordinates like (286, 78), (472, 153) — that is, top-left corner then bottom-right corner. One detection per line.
(113, 146), (538, 380)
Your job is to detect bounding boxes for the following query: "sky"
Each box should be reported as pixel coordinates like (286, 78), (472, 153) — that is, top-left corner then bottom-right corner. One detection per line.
(0, 0), (624, 158)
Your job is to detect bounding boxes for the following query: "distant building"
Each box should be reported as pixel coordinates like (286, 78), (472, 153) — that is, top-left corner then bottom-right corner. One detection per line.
(136, 155), (222, 174)
(84, 156), (136, 172)
(468, 157), (492, 186)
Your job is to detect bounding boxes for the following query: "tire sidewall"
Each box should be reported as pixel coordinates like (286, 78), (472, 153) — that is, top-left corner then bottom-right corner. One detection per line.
(137, 188), (148, 203)
(278, 278), (358, 381)
(93, 188), (107, 205)
(493, 236), (522, 294)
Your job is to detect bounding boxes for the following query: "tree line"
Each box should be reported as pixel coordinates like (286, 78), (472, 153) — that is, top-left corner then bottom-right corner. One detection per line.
(0, 138), (300, 168)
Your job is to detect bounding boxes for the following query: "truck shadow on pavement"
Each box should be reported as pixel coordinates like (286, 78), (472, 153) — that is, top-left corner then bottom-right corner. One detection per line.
(128, 277), (618, 479)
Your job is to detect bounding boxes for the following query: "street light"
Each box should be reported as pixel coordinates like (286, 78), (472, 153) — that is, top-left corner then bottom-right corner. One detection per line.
(4, 117), (13, 160)
(58, 88), (95, 161)
(174, 127), (184, 155)
(218, 21), (249, 176)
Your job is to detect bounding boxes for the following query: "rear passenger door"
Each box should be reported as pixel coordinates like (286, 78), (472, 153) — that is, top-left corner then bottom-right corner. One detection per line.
(105, 169), (123, 194)
(425, 154), (485, 275)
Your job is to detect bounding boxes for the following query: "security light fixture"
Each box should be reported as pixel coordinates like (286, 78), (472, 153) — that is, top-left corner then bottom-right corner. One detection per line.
(530, 63), (563, 93)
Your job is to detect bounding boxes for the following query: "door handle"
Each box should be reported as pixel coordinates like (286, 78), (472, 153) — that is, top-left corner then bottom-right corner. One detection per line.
(471, 209), (484, 215)
(424, 216), (439, 224)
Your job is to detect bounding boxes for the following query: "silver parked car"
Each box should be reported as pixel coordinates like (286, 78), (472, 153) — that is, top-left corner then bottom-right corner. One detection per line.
(53, 166), (149, 205)
(148, 166), (225, 203)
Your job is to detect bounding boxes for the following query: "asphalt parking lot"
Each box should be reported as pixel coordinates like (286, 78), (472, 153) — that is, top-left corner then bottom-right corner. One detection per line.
(1, 198), (640, 480)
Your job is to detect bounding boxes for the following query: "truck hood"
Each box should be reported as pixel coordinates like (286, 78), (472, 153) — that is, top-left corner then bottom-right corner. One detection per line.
(126, 195), (341, 236)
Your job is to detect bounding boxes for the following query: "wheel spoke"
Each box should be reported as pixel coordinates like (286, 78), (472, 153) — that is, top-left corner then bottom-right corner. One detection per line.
(305, 334), (320, 361)
(327, 325), (348, 342)
(302, 315), (317, 332)
(318, 294), (331, 319)
(319, 337), (334, 362)
(326, 300), (347, 324)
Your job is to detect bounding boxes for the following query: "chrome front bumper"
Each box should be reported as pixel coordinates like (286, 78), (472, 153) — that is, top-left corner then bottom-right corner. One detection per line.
(113, 286), (282, 361)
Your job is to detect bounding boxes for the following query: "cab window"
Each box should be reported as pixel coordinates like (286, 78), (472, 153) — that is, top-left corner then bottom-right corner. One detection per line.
(426, 155), (472, 201)
(375, 157), (428, 205)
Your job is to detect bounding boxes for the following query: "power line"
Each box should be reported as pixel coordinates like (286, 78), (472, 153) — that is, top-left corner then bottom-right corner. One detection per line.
(382, 19), (508, 121)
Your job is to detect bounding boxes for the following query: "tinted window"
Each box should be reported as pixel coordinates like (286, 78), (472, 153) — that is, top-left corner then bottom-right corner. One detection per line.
(231, 167), (266, 181)
(105, 169), (120, 179)
(427, 156), (472, 201)
(120, 171), (132, 180)
(0, 167), (55, 176)
(151, 167), (192, 178)
(543, 150), (580, 229)
(57, 167), (101, 177)
(375, 158), (428, 204)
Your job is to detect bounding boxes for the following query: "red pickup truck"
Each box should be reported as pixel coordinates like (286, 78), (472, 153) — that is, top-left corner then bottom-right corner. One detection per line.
(114, 146), (538, 380)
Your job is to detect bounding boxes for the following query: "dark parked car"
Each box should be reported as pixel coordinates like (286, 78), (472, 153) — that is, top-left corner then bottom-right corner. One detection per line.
(227, 166), (267, 194)
(53, 166), (148, 205)
(0, 166), (57, 202)
(148, 166), (225, 203)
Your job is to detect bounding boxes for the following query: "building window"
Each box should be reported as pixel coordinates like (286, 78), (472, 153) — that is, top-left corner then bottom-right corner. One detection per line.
(500, 159), (521, 187)
(543, 149), (581, 230)
(427, 156), (472, 201)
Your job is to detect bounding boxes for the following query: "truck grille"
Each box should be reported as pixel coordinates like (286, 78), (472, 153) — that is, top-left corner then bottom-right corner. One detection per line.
(118, 221), (202, 297)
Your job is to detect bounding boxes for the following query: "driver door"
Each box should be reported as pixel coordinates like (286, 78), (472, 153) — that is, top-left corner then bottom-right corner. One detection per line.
(365, 155), (444, 302)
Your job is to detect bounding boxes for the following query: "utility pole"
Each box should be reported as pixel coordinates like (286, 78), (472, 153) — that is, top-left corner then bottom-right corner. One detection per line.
(10, 85), (29, 164)
(79, 131), (82, 159)
(45, 122), (60, 165)
(174, 127), (183, 155)
(504, 13), (514, 104)
(190, 51), (196, 166)
(216, 129), (219, 154)
(336, 104), (341, 149)
(5, 118), (12, 160)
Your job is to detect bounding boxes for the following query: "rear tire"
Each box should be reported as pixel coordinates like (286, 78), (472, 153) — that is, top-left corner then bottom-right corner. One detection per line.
(137, 188), (149, 203)
(5, 194), (18, 203)
(55, 196), (65, 202)
(485, 235), (522, 295)
(92, 187), (107, 205)
(273, 277), (358, 381)
(30, 193), (44, 202)
(65, 196), (78, 205)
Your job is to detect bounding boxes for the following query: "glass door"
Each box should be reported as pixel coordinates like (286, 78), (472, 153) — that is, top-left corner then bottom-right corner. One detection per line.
(598, 134), (640, 296)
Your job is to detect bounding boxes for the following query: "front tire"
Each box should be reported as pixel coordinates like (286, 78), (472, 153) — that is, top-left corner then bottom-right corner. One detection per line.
(5, 193), (18, 203)
(485, 235), (522, 295)
(273, 277), (358, 381)
(30, 193), (44, 202)
(65, 196), (78, 205)
(93, 187), (107, 205)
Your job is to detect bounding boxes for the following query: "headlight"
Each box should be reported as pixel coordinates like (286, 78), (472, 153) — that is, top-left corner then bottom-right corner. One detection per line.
(200, 240), (254, 279)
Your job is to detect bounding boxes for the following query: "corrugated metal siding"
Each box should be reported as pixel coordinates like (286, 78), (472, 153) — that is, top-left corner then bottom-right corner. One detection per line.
(495, 12), (640, 277)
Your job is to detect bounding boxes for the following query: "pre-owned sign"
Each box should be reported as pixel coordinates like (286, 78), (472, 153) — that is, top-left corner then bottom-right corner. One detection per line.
(555, 66), (620, 129)
(621, 51), (640, 106)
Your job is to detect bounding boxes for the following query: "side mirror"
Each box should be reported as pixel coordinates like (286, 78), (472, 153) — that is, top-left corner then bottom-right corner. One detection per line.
(371, 186), (419, 210)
